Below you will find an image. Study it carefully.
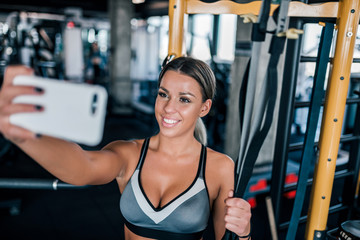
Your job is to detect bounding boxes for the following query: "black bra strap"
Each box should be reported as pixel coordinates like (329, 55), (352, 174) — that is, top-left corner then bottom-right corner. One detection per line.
(136, 138), (150, 170)
(199, 145), (207, 179)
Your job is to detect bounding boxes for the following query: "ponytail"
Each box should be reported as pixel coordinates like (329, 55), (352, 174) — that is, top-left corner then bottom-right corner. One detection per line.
(194, 118), (207, 146)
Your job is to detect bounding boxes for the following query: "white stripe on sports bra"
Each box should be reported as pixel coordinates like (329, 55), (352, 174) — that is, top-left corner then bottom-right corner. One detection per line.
(131, 169), (206, 224)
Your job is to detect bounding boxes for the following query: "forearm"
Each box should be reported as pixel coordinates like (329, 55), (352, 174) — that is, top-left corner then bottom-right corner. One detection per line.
(14, 135), (95, 185)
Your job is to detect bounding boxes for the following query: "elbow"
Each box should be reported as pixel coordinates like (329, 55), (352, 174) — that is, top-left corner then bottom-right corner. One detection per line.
(70, 180), (90, 187)
(64, 175), (112, 186)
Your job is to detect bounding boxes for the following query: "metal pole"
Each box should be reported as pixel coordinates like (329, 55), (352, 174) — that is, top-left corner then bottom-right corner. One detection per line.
(167, 0), (185, 58)
(0, 178), (90, 190)
(305, 0), (360, 238)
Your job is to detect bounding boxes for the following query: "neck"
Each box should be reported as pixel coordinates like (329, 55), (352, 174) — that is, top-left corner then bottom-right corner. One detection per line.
(152, 133), (201, 157)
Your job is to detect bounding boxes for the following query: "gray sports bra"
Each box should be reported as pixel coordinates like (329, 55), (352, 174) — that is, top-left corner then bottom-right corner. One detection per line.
(119, 138), (210, 240)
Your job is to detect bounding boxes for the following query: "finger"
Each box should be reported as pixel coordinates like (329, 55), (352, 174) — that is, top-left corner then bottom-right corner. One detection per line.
(2, 85), (43, 103)
(225, 215), (248, 228)
(224, 215), (251, 236)
(3, 65), (34, 87)
(4, 124), (38, 143)
(225, 197), (251, 209)
(223, 190), (234, 204)
(3, 103), (44, 115)
(226, 206), (252, 220)
(224, 221), (249, 237)
(225, 222), (238, 233)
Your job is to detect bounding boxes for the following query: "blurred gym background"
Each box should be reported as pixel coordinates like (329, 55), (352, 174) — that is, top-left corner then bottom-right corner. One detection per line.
(0, 0), (360, 239)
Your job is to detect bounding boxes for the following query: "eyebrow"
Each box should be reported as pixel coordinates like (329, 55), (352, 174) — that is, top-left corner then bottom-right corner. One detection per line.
(159, 86), (197, 98)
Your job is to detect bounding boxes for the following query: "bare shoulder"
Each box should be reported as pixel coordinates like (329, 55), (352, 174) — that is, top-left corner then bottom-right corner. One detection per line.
(102, 139), (145, 168)
(102, 138), (143, 153)
(205, 148), (235, 203)
(206, 147), (235, 176)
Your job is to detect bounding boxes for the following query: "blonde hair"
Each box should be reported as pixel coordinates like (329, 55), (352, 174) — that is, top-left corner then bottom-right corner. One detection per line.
(158, 57), (216, 145)
(194, 118), (207, 146)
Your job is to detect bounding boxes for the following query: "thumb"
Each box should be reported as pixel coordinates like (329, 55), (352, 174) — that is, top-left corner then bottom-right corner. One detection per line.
(228, 190), (234, 198)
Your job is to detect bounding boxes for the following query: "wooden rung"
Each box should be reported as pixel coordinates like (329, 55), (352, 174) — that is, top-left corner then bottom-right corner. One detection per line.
(186, 0), (338, 18)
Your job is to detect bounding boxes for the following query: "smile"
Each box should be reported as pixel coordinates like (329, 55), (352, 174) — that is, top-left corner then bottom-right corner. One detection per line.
(164, 118), (178, 124)
(162, 117), (180, 127)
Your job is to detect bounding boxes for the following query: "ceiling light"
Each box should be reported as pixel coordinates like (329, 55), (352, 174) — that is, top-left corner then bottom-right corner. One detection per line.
(132, 0), (145, 4)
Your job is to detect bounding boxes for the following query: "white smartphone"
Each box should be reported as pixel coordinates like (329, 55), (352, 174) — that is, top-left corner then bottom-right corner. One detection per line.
(10, 75), (108, 146)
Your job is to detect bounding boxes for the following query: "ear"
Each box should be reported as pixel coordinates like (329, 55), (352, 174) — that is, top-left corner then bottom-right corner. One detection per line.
(199, 99), (212, 117)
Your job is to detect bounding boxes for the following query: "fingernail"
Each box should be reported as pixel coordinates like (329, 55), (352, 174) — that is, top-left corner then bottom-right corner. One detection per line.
(35, 105), (43, 111)
(34, 87), (44, 93)
(36, 133), (42, 138)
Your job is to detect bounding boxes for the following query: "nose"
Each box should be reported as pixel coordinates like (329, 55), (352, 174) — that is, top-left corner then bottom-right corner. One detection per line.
(164, 98), (176, 113)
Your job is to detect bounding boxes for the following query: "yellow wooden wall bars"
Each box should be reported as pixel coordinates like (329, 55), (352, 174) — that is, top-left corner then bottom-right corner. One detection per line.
(168, 0), (341, 57)
(305, 0), (360, 238)
(167, 0), (360, 238)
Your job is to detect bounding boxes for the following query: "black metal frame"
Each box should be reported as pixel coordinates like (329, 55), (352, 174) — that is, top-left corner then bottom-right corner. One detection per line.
(270, 17), (360, 238)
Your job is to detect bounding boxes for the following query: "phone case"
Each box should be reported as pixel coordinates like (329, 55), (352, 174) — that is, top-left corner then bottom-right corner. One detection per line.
(10, 75), (108, 146)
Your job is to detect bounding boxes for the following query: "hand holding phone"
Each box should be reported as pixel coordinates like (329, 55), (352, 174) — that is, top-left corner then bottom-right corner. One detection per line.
(10, 76), (108, 146)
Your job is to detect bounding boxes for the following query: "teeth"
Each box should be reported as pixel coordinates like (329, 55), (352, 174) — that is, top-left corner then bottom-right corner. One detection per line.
(164, 118), (177, 124)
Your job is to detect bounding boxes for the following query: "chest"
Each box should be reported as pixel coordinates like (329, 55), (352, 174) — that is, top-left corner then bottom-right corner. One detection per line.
(120, 168), (211, 235)
(140, 155), (201, 209)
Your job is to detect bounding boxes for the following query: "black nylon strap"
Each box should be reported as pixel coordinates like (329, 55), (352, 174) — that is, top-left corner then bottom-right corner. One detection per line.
(222, 31), (285, 240)
(222, 0), (276, 238)
(223, 39), (281, 240)
(239, 60), (251, 134)
(235, 36), (282, 198)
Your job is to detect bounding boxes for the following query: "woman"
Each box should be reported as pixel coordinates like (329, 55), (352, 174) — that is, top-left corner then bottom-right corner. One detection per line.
(0, 57), (251, 240)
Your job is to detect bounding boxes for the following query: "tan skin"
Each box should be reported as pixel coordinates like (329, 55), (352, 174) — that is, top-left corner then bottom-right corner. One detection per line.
(0, 66), (251, 240)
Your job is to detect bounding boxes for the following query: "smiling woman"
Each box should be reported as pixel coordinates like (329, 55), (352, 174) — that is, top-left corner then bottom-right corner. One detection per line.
(157, 57), (216, 145)
(0, 57), (251, 240)
(155, 70), (211, 143)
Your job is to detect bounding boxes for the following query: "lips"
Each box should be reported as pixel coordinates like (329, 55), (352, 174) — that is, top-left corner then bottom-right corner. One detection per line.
(162, 117), (180, 127)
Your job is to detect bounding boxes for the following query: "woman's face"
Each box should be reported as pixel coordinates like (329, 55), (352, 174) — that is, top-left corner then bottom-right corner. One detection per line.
(155, 70), (212, 139)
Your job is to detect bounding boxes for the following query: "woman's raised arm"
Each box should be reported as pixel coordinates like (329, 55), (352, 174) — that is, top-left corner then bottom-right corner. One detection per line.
(0, 65), (131, 186)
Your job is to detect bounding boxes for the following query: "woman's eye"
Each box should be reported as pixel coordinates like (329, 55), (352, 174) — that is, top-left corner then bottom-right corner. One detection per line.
(158, 92), (167, 98)
(180, 97), (191, 103)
